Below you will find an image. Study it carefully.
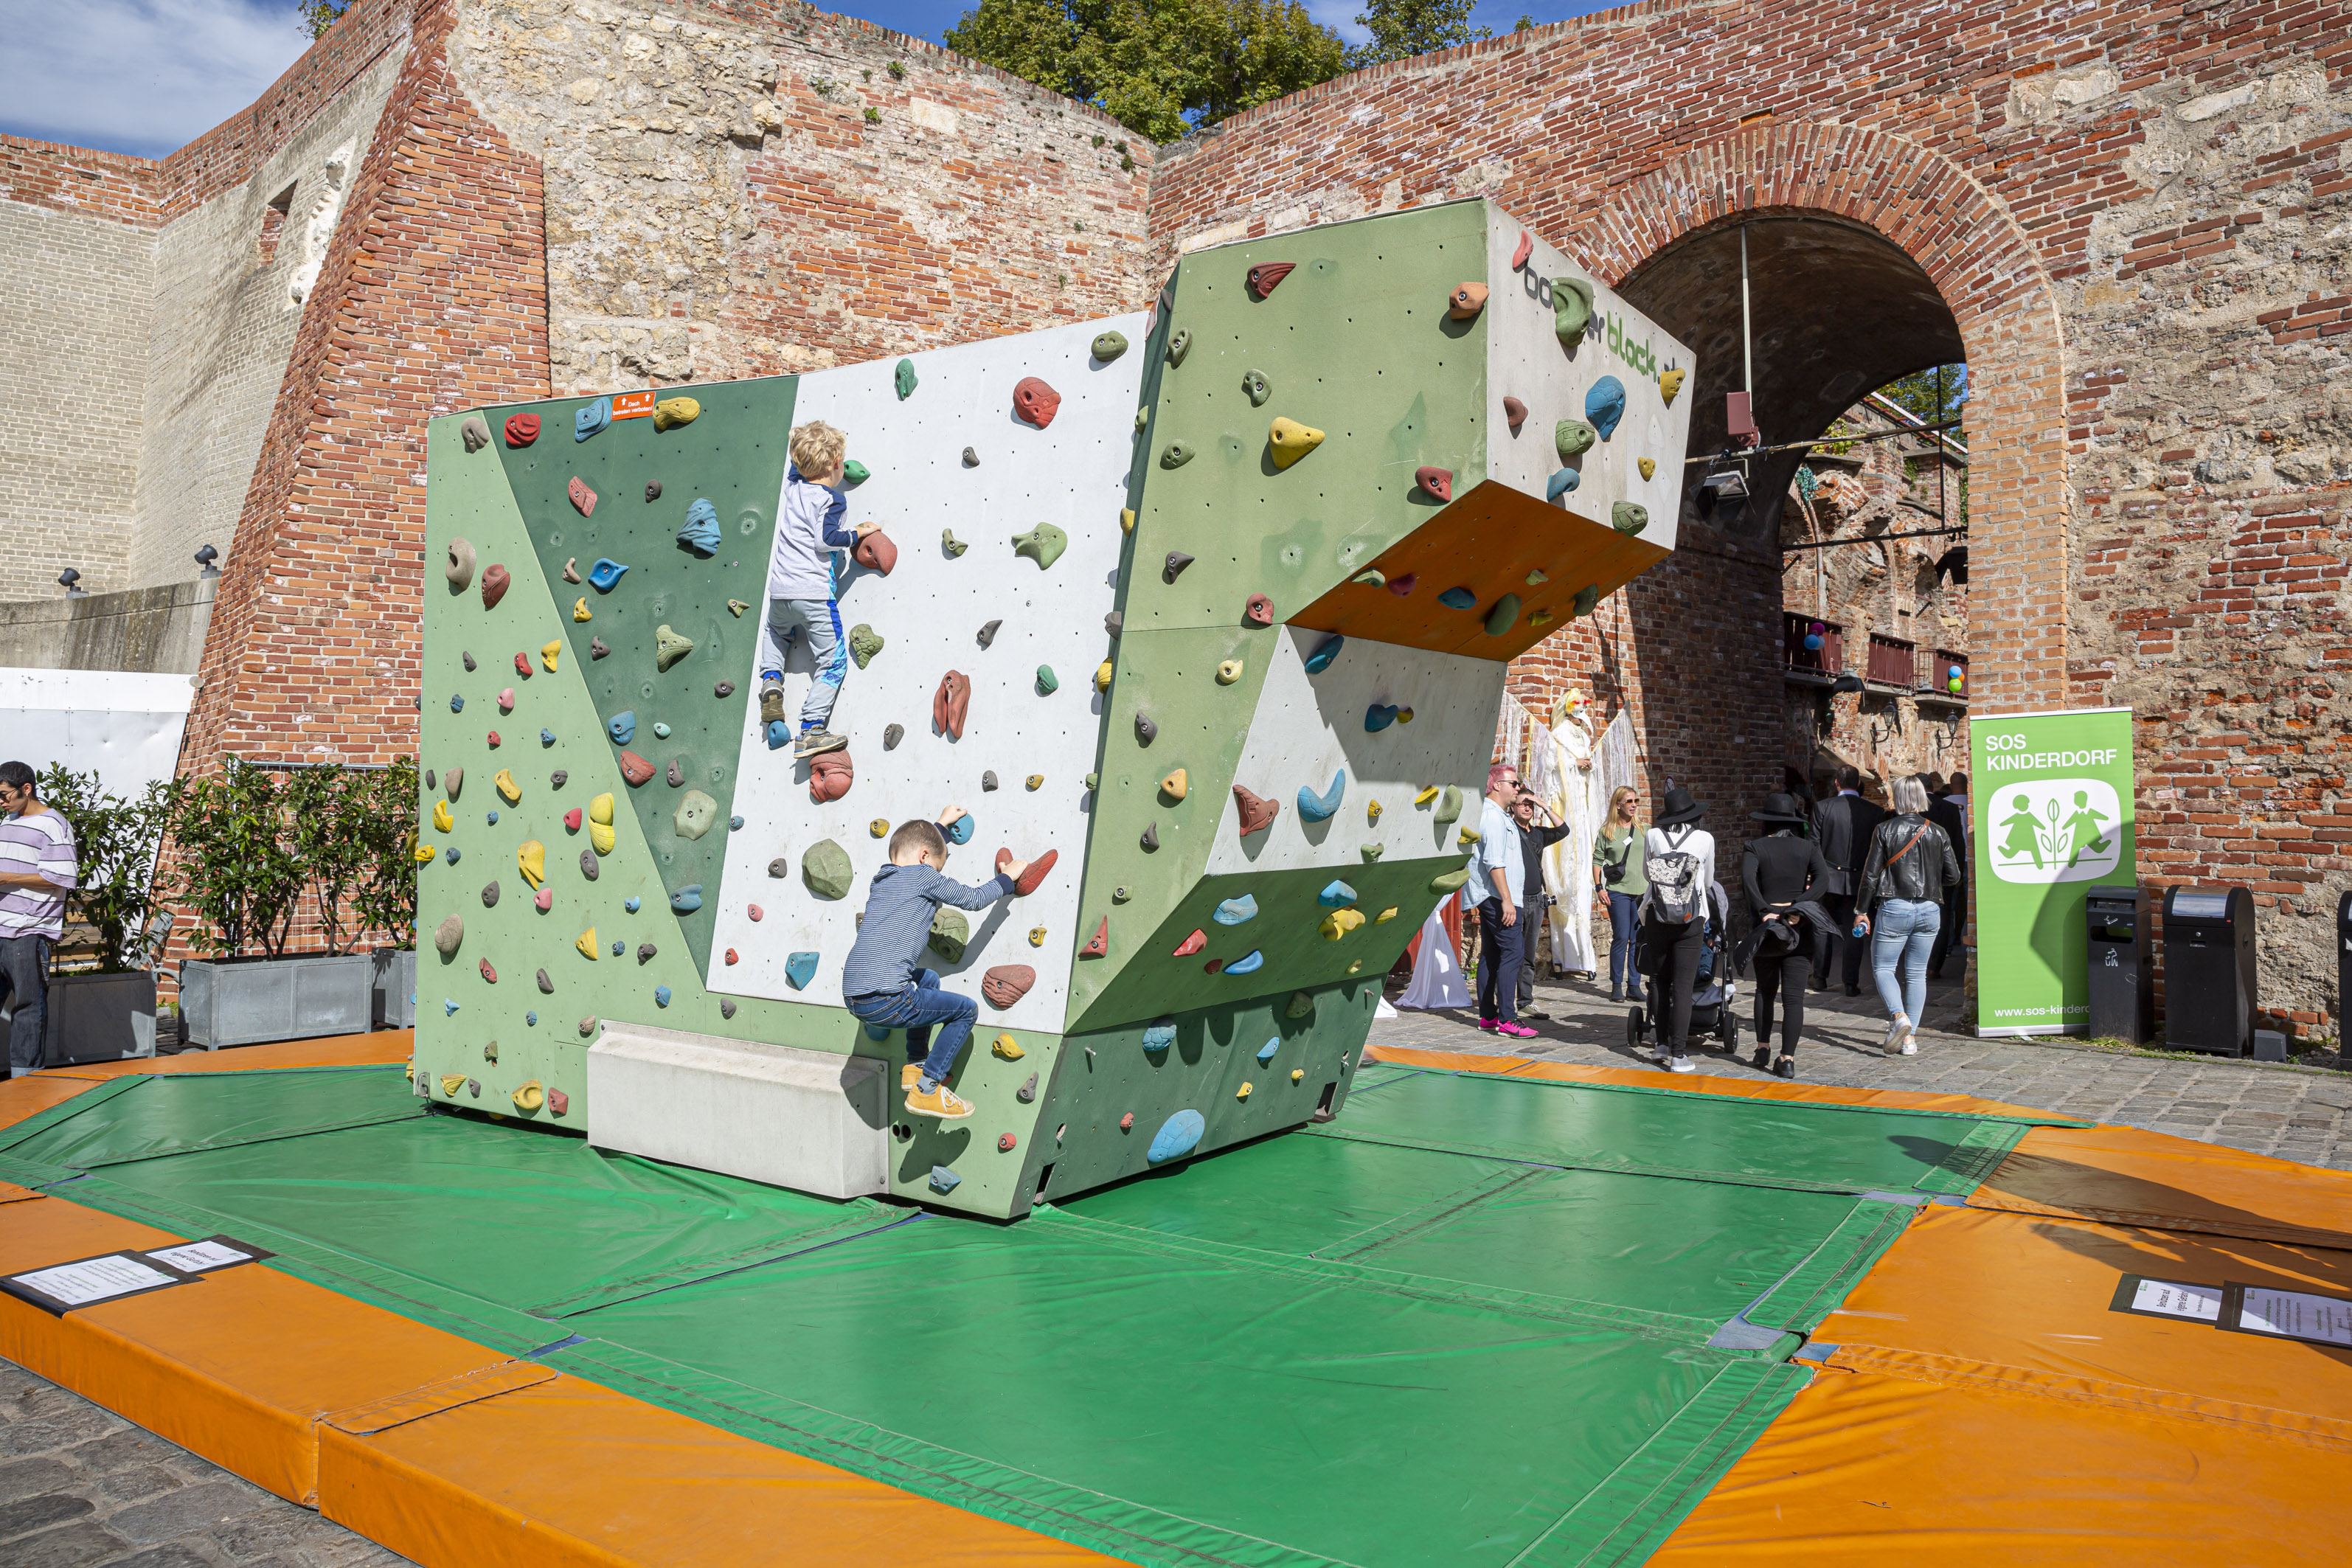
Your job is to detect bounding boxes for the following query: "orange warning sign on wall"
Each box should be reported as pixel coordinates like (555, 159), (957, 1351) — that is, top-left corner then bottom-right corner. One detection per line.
(611, 390), (656, 420)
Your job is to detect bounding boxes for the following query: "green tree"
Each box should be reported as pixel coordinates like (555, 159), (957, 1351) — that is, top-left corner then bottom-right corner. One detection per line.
(1872, 364), (1969, 436)
(297, 0), (349, 38)
(946, 0), (1350, 143)
(37, 766), (182, 971)
(1350, 0), (1488, 66)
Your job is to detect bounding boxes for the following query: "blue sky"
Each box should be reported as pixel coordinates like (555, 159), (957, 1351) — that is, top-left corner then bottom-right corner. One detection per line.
(0, 0), (1612, 161)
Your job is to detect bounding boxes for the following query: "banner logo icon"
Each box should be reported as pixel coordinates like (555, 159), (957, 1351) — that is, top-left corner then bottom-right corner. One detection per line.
(1988, 780), (2122, 885)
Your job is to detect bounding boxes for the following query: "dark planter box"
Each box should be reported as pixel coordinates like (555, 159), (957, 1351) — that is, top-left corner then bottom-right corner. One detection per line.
(178, 954), (374, 1050)
(39, 971), (157, 1066)
(372, 947), (416, 1029)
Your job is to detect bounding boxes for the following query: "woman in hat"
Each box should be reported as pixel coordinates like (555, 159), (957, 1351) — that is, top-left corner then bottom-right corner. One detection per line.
(1638, 785), (1714, 1073)
(1741, 793), (1834, 1078)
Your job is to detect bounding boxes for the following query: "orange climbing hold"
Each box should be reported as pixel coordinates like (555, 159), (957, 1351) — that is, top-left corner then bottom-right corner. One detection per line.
(1173, 929), (1206, 957)
(1415, 466), (1454, 503)
(999, 1133), (1018, 1152)
(1449, 282), (1488, 319)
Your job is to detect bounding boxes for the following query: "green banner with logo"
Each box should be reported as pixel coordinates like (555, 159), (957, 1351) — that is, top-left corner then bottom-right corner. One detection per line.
(1971, 707), (2136, 1036)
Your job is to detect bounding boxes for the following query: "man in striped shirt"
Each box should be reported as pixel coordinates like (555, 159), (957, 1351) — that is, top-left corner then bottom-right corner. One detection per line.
(0, 763), (78, 1078)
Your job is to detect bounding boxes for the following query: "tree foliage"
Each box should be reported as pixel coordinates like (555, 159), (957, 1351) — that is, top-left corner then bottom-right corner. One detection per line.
(297, 0), (349, 39)
(1872, 364), (1969, 436)
(1349, 0), (1488, 66)
(37, 766), (182, 972)
(946, 0), (1350, 142)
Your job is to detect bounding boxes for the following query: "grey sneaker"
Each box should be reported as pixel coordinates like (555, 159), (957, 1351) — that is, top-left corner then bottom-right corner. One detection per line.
(1668, 1054), (1696, 1074)
(1884, 1014), (1912, 1055)
(759, 686), (785, 724)
(795, 728), (847, 758)
(1898, 1033), (1919, 1056)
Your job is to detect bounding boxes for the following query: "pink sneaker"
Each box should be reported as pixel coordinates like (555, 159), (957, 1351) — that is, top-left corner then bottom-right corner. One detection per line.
(1477, 1017), (1500, 1033)
(1495, 1021), (1538, 1039)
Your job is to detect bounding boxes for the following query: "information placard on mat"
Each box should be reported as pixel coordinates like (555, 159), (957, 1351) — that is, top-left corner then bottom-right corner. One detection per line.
(2, 1252), (202, 1314)
(2222, 1283), (2352, 1347)
(2110, 1275), (2224, 1323)
(144, 1236), (272, 1274)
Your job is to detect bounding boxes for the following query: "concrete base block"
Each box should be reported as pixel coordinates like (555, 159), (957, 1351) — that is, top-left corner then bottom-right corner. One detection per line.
(585, 1021), (889, 1199)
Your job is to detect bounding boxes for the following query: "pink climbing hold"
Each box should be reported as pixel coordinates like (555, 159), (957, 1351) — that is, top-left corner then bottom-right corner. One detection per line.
(982, 965), (1036, 1007)
(1511, 229), (1533, 270)
(999, 1132), (1018, 1152)
(482, 565), (510, 611)
(533, 887), (552, 911)
(564, 807), (582, 832)
(933, 671), (970, 740)
(1173, 929), (1205, 957)
(748, 904), (764, 921)
(498, 688), (516, 713)
(1415, 466), (1454, 503)
(547, 1087), (569, 1117)
(1387, 573), (1418, 597)
(568, 476), (597, 516)
(619, 750), (654, 786)
(1247, 260), (1296, 298)
(1012, 376), (1061, 429)
(854, 530), (898, 575)
(1243, 593), (1273, 627)
(809, 750), (853, 803)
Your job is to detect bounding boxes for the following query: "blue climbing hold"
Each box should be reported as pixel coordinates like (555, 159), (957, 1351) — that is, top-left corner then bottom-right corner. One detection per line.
(1298, 769), (1345, 822)
(525, 1011), (537, 1026)
(785, 951), (819, 990)
(575, 396), (611, 441)
(1365, 703), (1400, 732)
(1586, 375), (1626, 440)
(611, 940), (625, 955)
(766, 718), (790, 751)
(729, 815), (743, 830)
(678, 498), (721, 556)
(624, 897), (640, 914)
(864, 1023), (891, 1041)
(1256, 1038), (1279, 1064)
(1213, 894), (1258, 926)
(1147, 1109), (1207, 1167)
(486, 811), (499, 825)
(450, 695), (465, 712)
(929, 1165), (962, 1193)
(443, 999), (459, 1016)
(1438, 586), (1478, 609)
(655, 985), (672, 1007)
(444, 847), (460, 864)
(670, 884), (703, 914)
(1303, 634), (1345, 675)
(1319, 880), (1358, 907)
(540, 728), (555, 746)
(607, 711), (636, 745)
(1226, 949), (1265, 975)
(587, 558), (630, 592)
(944, 812), (974, 845)
(1547, 468), (1581, 500)
(1142, 1018), (1176, 1052)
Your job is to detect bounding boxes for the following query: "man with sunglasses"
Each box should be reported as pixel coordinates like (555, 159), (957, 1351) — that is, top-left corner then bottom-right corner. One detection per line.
(0, 763), (77, 1078)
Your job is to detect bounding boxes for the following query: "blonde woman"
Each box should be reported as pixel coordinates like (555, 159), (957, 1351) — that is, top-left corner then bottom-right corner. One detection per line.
(1592, 785), (1646, 1004)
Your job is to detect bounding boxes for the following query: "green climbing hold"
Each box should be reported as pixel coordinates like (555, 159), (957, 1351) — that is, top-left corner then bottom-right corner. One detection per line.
(1035, 665), (1058, 694)
(1433, 785), (1464, 827)
(1430, 867), (1472, 893)
(1166, 328), (1191, 366)
(674, 789), (718, 841)
(1092, 329), (1128, 362)
(843, 459), (870, 485)
(1361, 843), (1386, 861)
(943, 530), (968, 558)
(1286, 991), (1315, 1020)
(802, 839), (853, 900)
(1612, 502), (1650, 536)
(655, 625), (694, 671)
(1012, 524), (1068, 569)
(1241, 369), (1269, 406)
(1485, 593), (1523, 636)
(1555, 419), (1597, 459)
(1553, 277), (1595, 348)
(1160, 441), (1193, 469)
(1571, 583), (1601, 617)
(850, 624), (884, 667)
(895, 358), (917, 400)
(928, 907), (970, 963)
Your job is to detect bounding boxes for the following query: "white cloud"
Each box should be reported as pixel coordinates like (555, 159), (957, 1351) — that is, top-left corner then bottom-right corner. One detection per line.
(0, 0), (313, 160)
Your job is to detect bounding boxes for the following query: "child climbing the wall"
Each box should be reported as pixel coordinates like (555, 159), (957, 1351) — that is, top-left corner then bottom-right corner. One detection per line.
(843, 811), (1029, 1120)
(761, 420), (875, 760)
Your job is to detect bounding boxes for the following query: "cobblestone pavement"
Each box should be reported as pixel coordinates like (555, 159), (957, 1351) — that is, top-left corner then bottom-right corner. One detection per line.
(1374, 966), (2352, 1171)
(0, 1359), (413, 1568)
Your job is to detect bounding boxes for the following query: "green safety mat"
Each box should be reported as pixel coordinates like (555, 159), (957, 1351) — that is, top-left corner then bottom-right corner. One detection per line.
(1, 1060), (2078, 1567)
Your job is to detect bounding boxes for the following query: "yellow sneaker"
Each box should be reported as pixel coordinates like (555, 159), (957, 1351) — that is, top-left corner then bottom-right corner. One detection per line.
(901, 1064), (921, 1091)
(904, 1083), (974, 1120)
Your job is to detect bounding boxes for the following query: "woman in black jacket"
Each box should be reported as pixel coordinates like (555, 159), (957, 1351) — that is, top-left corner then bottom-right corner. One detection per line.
(1740, 793), (1832, 1078)
(1854, 775), (1965, 1057)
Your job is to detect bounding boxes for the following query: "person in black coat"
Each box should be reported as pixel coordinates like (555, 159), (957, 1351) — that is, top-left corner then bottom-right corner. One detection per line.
(1510, 788), (1575, 1019)
(1810, 766), (1885, 995)
(1741, 794), (1833, 1078)
(1925, 773), (1970, 978)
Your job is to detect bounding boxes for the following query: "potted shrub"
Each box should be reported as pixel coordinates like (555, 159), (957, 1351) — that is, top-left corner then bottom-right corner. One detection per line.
(349, 761), (419, 1027)
(34, 766), (181, 1066)
(172, 757), (415, 1049)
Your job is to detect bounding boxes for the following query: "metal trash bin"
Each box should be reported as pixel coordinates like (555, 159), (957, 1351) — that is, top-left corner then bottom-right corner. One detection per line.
(2085, 884), (2152, 1046)
(2161, 885), (2255, 1057)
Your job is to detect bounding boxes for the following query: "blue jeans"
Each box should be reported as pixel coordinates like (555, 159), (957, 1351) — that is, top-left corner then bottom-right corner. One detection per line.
(760, 597), (846, 731)
(1, 934), (49, 1076)
(844, 968), (975, 1089)
(1870, 899), (1941, 1025)
(1606, 891), (1644, 996)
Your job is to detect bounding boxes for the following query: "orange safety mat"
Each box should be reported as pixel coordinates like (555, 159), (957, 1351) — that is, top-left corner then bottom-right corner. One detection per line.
(0, 1072), (105, 1131)
(1975, 1121), (2352, 1249)
(48, 1030), (414, 1079)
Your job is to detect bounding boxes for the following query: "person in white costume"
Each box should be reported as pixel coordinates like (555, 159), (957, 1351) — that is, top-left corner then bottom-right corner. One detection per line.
(1535, 688), (1600, 979)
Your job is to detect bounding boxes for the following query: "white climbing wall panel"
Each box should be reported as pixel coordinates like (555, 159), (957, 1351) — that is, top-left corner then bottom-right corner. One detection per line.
(1484, 209), (1695, 555)
(1202, 628), (1505, 876)
(706, 315), (1148, 1034)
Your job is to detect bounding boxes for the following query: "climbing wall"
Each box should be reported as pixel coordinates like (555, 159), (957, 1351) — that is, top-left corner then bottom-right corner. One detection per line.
(413, 198), (1694, 1220)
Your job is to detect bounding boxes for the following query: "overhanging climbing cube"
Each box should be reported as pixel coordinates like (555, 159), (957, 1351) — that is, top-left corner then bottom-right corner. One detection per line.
(412, 198), (1693, 1218)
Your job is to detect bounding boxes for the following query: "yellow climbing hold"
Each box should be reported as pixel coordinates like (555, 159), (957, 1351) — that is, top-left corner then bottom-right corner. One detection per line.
(431, 799), (453, 833)
(870, 819), (889, 838)
(495, 769), (520, 805)
(513, 1080), (545, 1112)
(1367, 800), (1383, 825)
(573, 597), (592, 622)
(577, 928), (599, 960)
(1027, 774), (1044, 791)
(1398, 707), (1415, 724)
(1375, 906), (1400, 923)
(1095, 660), (1114, 693)
(1659, 367), (1685, 405)
(1236, 1081), (1254, 1100)
(1029, 926), (1046, 947)
(412, 841), (436, 864)
(1346, 961), (1362, 974)
(541, 639), (561, 673)
(1322, 908), (1365, 940)
(1415, 785), (1440, 805)
(1458, 827), (1482, 847)
(1216, 659), (1243, 684)
(440, 1074), (465, 1096)
(728, 599), (749, 617)
(1639, 457), (1657, 481)
(589, 792), (616, 856)
(1529, 609), (1555, 628)
(993, 1034), (1025, 1061)
(653, 395), (701, 430)
(1526, 568), (1549, 586)
(518, 839), (547, 887)
(1292, 1068), (1307, 1082)
(1120, 507), (1136, 534)
(1268, 417), (1325, 469)
(1161, 768), (1188, 801)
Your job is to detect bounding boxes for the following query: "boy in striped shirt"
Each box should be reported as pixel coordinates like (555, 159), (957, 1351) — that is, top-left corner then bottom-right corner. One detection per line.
(0, 762), (78, 1078)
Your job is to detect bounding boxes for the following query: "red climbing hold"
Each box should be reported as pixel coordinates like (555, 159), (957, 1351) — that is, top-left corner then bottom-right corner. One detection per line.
(504, 412), (539, 447)
(853, 529), (898, 575)
(1247, 260), (1296, 298)
(513, 651), (533, 678)
(1511, 229), (1533, 270)
(1415, 466), (1454, 503)
(1387, 573), (1418, 597)
(1204, 958), (1224, 974)
(486, 731), (502, 749)
(482, 565), (510, 611)
(1080, 916), (1109, 958)
(1243, 593), (1273, 627)
(725, 948), (738, 965)
(1503, 396), (1527, 433)
(1232, 785), (1281, 836)
(568, 476), (597, 516)
(933, 670), (970, 740)
(982, 964), (1036, 1007)
(809, 749), (854, 803)
(564, 807), (582, 832)
(996, 846), (1058, 896)
(999, 1132), (1018, 1152)
(619, 750), (655, 786)
(1012, 376), (1061, 429)
(547, 1087), (569, 1116)
(1173, 929), (1206, 957)
(479, 958), (497, 983)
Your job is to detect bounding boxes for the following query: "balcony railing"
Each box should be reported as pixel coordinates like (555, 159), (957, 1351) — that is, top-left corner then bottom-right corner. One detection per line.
(1924, 648), (1968, 701)
(1866, 633), (1916, 687)
(1783, 612), (1844, 679)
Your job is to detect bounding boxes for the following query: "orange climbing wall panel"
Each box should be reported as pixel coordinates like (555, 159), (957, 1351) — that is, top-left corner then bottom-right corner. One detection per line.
(1286, 480), (1668, 661)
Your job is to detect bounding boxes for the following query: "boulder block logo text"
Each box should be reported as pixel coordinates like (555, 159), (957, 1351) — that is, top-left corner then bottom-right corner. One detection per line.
(1988, 780), (2123, 885)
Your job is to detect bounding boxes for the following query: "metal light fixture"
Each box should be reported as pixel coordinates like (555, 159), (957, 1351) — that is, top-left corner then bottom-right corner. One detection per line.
(195, 544), (221, 578)
(58, 567), (86, 597)
(1699, 468), (1749, 503)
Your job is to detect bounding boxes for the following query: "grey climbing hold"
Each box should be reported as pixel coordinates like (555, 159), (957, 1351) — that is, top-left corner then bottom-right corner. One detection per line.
(1016, 1072), (1038, 1103)
(645, 480), (662, 502)
(962, 446), (978, 467)
(608, 711), (636, 746)
(637, 942), (657, 963)
(850, 625), (884, 667)
(720, 999), (738, 1020)
(433, 914), (463, 957)
(1104, 611), (1122, 638)
(1612, 502), (1649, 535)
(982, 771), (999, 791)
(590, 636), (609, 659)
(1298, 769), (1345, 822)
(1241, 368), (1269, 406)
(459, 416), (490, 452)
(670, 884), (704, 914)
(445, 538), (476, 592)
(444, 767), (463, 800)
(550, 769), (567, 788)
(537, 968), (552, 993)
(678, 498), (721, 555)
(884, 724), (903, 750)
(674, 789), (718, 839)
(1159, 441), (1193, 468)
(1214, 895), (1257, 925)
(976, 620), (1001, 648)
(1140, 822), (1159, 851)
(1163, 551), (1193, 583)
(1134, 713), (1156, 745)
(768, 856), (789, 878)
(482, 881), (500, 907)
(1092, 329), (1128, 361)
(655, 625), (694, 671)
(714, 681), (734, 698)
(460, 653), (476, 673)
(580, 849), (599, 881)
(665, 758), (684, 788)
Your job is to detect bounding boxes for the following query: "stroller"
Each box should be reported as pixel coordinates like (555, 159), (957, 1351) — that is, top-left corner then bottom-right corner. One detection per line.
(1626, 881), (1740, 1057)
